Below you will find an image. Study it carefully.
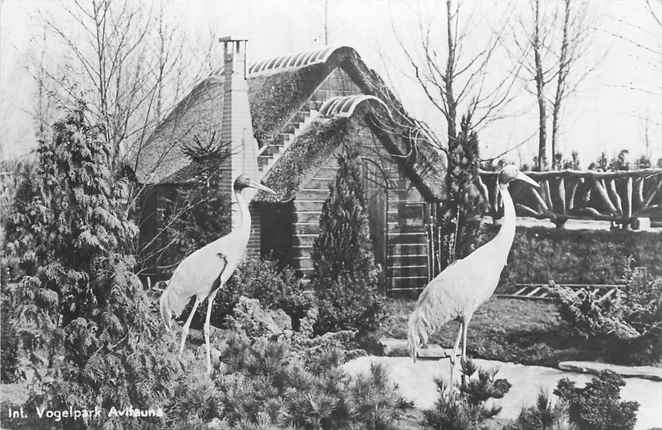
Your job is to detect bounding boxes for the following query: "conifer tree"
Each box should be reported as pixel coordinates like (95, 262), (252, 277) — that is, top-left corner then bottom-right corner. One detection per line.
(3, 105), (137, 322)
(1, 106), (180, 426)
(311, 147), (376, 282)
(146, 132), (232, 271)
(440, 113), (486, 266)
(311, 148), (383, 334)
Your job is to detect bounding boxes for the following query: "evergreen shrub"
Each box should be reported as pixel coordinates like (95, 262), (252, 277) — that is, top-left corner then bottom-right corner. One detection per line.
(554, 371), (639, 430)
(212, 258), (313, 330)
(553, 259), (662, 364)
(423, 359), (511, 430)
(310, 148), (384, 336)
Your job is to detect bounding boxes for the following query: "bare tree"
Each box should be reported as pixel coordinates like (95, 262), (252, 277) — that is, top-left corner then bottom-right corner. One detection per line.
(390, 0), (520, 267)
(513, 0), (593, 170)
(35, 0), (215, 172)
(396, 0), (519, 147)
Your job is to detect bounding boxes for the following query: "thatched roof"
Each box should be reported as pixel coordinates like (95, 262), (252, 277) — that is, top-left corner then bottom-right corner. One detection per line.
(257, 101), (445, 202)
(135, 76), (224, 184)
(135, 46), (446, 199)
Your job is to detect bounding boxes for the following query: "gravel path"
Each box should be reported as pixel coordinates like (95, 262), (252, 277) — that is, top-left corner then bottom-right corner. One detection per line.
(343, 356), (662, 430)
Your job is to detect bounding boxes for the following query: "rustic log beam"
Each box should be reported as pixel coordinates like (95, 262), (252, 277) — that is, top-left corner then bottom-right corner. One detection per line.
(644, 177), (662, 208)
(625, 176), (632, 218)
(477, 174), (490, 205)
(492, 181), (500, 213)
(531, 187), (549, 211)
(479, 169), (662, 181)
(559, 177), (566, 214)
(636, 177), (645, 208)
(594, 179), (618, 214)
(568, 180), (580, 211)
(543, 180), (553, 209)
(518, 169), (662, 179)
(516, 203), (542, 217)
(581, 207), (611, 219)
(609, 179), (623, 215)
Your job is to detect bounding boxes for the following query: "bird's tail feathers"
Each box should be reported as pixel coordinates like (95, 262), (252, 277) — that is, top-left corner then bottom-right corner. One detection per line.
(407, 310), (429, 364)
(159, 284), (172, 332)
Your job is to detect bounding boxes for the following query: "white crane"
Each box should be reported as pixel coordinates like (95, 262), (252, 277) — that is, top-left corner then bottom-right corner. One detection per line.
(407, 165), (539, 383)
(160, 174), (275, 374)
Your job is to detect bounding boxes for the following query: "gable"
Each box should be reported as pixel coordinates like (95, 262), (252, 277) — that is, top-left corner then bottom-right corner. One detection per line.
(257, 106), (443, 202)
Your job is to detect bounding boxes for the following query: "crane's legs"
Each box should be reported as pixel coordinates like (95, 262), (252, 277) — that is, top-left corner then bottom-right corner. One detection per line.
(448, 321), (463, 389)
(460, 319), (469, 387)
(179, 297), (202, 357)
(203, 288), (221, 376)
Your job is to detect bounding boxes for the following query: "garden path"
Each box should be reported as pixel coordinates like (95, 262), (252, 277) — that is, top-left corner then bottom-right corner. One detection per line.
(343, 356), (662, 430)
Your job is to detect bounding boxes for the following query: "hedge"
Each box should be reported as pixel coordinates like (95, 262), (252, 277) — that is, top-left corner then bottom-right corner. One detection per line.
(497, 227), (662, 292)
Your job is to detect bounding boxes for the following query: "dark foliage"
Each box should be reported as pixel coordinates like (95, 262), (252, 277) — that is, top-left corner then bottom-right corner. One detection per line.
(423, 359), (511, 430)
(497, 227), (662, 292)
(213, 258), (313, 330)
(507, 391), (564, 430)
(310, 148), (383, 335)
(440, 113), (487, 267)
(554, 370), (639, 430)
(553, 259), (662, 364)
(311, 147), (377, 281)
(165, 303), (411, 430)
(141, 131), (231, 273)
(0, 106), (184, 429)
(313, 275), (384, 335)
(3, 107), (136, 281)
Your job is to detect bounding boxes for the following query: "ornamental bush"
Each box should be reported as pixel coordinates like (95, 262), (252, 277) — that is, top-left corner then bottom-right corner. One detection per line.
(553, 259), (662, 364)
(507, 391), (565, 430)
(140, 132), (231, 273)
(210, 257), (313, 330)
(554, 370), (639, 430)
(165, 328), (411, 430)
(423, 359), (511, 430)
(0, 106), (183, 429)
(311, 148), (383, 336)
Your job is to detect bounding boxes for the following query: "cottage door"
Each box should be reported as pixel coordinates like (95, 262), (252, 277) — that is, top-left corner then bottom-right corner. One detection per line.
(362, 160), (388, 270)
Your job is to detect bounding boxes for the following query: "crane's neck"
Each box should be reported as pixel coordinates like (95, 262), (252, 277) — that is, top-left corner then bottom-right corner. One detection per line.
(493, 183), (517, 263)
(234, 187), (252, 239)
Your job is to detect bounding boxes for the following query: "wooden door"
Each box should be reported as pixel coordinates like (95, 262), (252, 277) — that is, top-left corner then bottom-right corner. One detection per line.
(362, 160), (388, 269)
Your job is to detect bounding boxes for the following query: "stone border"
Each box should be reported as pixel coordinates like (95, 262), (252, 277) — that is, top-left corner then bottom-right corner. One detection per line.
(558, 361), (662, 382)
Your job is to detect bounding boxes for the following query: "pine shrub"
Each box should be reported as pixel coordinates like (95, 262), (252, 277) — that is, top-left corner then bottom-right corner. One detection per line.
(165, 328), (411, 430)
(554, 370), (639, 430)
(423, 359), (511, 430)
(440, 113), (487, 267)
(142, 132), (231, 272)
(311, 148), (383, 335)
(206, 258), (313, 330)
(553, 259), (662, 363)
(508, 391), (565, 430)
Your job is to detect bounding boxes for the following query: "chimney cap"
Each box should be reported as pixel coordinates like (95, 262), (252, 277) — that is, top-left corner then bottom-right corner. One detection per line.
(219, 35), (248, 42)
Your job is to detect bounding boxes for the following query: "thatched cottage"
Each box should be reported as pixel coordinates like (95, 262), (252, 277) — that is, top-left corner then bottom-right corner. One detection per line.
(135, 40), (446, 292)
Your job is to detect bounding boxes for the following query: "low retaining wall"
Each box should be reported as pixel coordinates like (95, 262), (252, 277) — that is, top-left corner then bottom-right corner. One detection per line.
(498, 227), (662, 293)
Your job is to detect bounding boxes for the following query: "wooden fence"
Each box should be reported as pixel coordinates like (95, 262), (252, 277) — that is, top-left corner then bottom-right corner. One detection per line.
(479, 169), (662, 228)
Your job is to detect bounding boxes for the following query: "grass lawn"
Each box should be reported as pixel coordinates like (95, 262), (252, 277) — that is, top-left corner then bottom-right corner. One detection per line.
(379, 296), (607, 367)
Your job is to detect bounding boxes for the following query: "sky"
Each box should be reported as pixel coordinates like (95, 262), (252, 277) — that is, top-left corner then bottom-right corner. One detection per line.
(0, 0), (660, 167)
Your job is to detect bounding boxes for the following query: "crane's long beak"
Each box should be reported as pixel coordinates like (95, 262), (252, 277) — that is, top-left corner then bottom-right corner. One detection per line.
(516, 172), (540, 188)
(248, 179), (276, 194)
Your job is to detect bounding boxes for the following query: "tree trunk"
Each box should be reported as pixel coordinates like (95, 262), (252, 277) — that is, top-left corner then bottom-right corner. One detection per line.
(551, 0), (571, 170)
(442, 0), (459, 267)
(533, 0), (547, 170)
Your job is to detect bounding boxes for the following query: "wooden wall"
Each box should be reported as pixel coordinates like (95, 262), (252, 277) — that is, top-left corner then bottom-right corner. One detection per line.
(274, 118), (434, 291)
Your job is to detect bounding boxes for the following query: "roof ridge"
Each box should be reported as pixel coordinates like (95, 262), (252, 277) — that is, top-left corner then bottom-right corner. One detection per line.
(248, 46), (354, 77)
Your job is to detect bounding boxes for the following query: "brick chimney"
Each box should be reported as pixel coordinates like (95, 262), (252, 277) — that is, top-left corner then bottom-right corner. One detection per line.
(219, 37), (259, 229)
